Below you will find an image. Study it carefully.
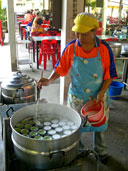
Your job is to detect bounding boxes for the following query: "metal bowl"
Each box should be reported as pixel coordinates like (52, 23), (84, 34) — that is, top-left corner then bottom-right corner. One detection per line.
(121, 43), (128, 55)
(107, 42), (122, 57)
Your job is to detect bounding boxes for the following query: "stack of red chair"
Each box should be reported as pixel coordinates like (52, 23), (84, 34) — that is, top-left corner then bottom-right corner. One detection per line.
(38, 37), (57, 70)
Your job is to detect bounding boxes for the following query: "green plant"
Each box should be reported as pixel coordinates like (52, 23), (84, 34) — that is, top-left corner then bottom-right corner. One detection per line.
(85, 0), (96, 10)
(0, 1), (1, 10)
(0, 8), (7, 29)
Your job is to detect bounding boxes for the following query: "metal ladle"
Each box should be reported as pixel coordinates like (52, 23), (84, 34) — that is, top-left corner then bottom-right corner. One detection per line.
(34, 71), (44, 126)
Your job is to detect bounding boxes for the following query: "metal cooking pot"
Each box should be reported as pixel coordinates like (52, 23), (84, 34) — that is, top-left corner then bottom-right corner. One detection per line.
(10, 103), (82, 170)
(107, 42), (122, 57)
(121, 43), (128, 55)
(1, 71), (37, 104)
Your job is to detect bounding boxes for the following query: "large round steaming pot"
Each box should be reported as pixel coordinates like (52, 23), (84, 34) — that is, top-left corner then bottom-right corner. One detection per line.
(1, 71), (37, 104)
(10, 103), (82, 170)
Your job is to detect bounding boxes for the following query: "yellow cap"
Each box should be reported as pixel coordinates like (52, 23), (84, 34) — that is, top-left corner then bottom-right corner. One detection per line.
(72, 13), (99, 33)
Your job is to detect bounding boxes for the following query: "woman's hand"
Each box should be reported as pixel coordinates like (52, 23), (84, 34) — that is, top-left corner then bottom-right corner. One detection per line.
(97, 91), (104, 102)
(97, 78), (114, 102)
(37, 78), (51, 89)
(37, 71), (60, 89)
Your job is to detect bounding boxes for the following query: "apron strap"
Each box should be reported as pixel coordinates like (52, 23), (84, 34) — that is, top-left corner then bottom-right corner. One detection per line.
(73, 40), (77, 56)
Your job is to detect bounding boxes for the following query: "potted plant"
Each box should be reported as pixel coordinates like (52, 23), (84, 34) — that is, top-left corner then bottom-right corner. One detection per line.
(0, 8), (7, 32)
(0, 8), (7, 44)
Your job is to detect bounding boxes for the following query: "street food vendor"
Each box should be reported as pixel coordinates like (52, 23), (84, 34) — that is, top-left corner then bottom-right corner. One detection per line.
(37, 12), (118, 164)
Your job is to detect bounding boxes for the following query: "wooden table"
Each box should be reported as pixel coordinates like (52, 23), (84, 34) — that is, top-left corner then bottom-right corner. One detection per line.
(32, 36), (61, 69)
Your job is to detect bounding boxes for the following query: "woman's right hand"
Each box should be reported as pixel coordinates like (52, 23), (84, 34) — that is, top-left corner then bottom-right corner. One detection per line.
(37, 78), (51, 89)
(37, 71), (60, 89)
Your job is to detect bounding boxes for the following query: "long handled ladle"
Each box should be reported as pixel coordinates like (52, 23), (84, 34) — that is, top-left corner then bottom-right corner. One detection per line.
(34, 71), (44, 126)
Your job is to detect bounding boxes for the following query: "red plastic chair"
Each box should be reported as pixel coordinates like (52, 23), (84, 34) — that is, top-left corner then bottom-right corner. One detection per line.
(0, 20), (3, 46)
(113, 17), (118, 24)
(96, 28), (103, 35)
(41, 24), (47, 28)
(56, 32), (61, 36)
(47, 30), (59, 36)
(43, 20), (50, 25)
(43, 20), (47, 24)
(57, 44), (61, 60)
(99, 22), (102, 28)
(109, 16), (114, 24)
(105, 38), (118, 42)
(21, 20), (29, 24)
(22, 28), (27, 40)
(38, 39), (57, 70)
(28, 33), (51, 57)
(41, 24), (50, 28)
(27, 32), (41, 55)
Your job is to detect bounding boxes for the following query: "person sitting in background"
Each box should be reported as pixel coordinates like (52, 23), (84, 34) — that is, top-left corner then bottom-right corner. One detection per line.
(25, 10), (33, 22)
(25, 18), (35, 38)
(32, 9), (37, 18)
(112, 26), (119, 37)
(31, 17), (46, 36)
(44, 12), (50, 22)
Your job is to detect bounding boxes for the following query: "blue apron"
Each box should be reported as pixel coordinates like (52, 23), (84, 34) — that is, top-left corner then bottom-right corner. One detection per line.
(67, 40), (110, 132)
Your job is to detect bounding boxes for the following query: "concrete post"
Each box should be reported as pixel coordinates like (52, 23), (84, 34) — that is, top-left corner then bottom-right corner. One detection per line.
(43, 0), (45, 9)
(102, 0), (108, 35)
(7, 0), (17, 71)
(48, 0), (51, 9)
(60, 0), (84, 105)
(118, 0), (123, 24)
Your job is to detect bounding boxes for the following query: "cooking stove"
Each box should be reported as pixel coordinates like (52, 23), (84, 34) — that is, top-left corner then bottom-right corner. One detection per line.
(1, 102), (100, 171)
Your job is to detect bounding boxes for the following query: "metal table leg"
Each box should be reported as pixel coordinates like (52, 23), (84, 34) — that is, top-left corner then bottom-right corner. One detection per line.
(36, 41), (39, 69)
(122, 60), (128, 89)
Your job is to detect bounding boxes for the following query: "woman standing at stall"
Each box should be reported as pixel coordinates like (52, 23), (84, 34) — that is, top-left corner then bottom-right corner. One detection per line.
(38, 13), (118, 164)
